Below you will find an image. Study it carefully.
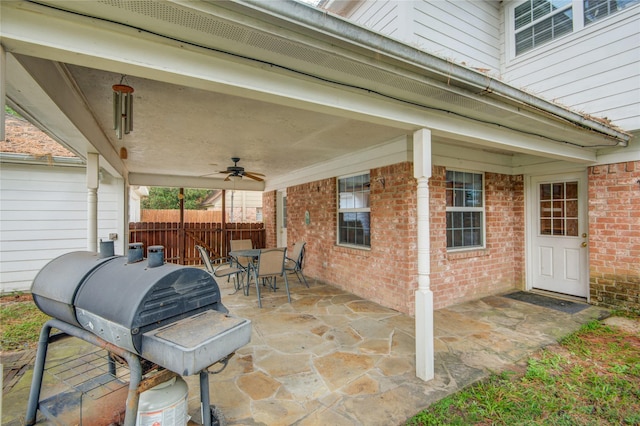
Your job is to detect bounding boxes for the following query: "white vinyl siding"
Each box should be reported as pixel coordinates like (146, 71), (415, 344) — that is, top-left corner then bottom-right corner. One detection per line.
(343, 0), (502, 72)
(504, 2), (640, 131)
(225, 190), (263, 223)
(0, 163), (124, 293)
(347, 1), (402, 37)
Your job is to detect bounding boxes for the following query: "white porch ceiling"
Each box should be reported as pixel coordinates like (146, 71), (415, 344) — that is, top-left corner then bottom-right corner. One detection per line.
(1, 0), (629, 192)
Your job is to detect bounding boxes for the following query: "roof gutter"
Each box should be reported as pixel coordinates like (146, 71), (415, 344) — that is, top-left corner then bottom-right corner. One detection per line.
(0, 152), (84, 166)
(233, 0), (630, 146)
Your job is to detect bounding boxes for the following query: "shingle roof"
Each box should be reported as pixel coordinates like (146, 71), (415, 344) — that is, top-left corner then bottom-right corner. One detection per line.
(1, 113), (77, 158)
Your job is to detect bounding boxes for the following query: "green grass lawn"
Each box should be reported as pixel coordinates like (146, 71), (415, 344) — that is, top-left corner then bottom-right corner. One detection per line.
(0, 293), (50, 351)
(407, 315), (640, 425)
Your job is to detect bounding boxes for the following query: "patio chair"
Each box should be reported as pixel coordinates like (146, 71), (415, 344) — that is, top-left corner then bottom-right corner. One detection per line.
(196, 245), (245, 292)
(248, 247), (290, 308)
(285, 241), (309, 287)
(230, 239), (254, 273)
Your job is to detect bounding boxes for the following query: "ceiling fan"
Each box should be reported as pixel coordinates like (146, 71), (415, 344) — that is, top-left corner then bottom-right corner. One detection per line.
(218, 157), (264, 182)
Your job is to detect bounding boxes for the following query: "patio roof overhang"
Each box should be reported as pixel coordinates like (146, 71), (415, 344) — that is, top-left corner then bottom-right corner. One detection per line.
(0, 0), (631, 191)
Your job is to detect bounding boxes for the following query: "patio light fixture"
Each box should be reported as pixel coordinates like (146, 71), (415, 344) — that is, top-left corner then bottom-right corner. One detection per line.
(112, 76), (134, 139)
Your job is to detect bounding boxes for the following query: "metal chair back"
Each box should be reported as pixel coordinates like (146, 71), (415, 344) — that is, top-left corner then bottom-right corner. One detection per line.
(250, 247), (290, 308)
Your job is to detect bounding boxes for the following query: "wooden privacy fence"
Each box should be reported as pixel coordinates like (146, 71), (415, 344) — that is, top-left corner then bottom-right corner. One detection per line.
(141, 209), (223, 223)
(129, 222), (265, 265)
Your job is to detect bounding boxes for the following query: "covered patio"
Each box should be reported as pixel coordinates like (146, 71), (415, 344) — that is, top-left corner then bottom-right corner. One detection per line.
(2, 276), (608, 425)
(2, 0), (632, 390)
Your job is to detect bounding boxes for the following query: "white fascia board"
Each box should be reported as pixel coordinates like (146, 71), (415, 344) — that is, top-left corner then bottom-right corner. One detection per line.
(594, 135), (640, 165)
(514, 161), (591, 175)
(433, 156), (513, 175)
(264, 136), (412, 191)
(596, 150), (640, 165)
(431, 141), (515, 173)
(431, 113), (597, 163)
(9, 55), (126, 179)
(129, 173), (265, 191)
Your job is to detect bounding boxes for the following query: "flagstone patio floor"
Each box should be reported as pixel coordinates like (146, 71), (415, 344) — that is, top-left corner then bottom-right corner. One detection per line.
(2, 276), (608, 425)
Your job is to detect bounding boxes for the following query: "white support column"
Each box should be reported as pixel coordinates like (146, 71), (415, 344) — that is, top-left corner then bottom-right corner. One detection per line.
(87, 153), (99, 251)
(413, 128), (434, 381)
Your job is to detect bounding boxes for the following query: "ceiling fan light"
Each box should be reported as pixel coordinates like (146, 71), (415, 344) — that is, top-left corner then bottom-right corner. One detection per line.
(229, 175), (242, 182)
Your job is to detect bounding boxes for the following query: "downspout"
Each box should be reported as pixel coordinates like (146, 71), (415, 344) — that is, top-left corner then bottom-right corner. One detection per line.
(87, 153), (99, 251)
(237, 0), (630, 146)
(1, 44), (6, 141)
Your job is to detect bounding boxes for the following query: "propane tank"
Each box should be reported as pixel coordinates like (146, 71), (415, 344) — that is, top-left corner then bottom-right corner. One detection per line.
(136, 376), (189, 426)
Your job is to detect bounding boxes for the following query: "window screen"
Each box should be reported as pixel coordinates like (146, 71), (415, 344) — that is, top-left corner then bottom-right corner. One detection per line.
(337, 173), (370, 248)
(446, 170), (484, 249)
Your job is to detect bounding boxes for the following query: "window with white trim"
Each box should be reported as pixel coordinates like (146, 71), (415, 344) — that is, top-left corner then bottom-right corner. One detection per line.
(337, 173), (370, 248)
(446, 170), (485, 250)
(584, 0), (640, 24)
(514, 0), (574, 56)
(512, 0), (639, 56)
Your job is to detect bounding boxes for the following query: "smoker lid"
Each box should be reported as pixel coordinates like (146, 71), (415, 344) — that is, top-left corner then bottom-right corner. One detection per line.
(31, 251), (120, 326)
(74, 257), (224, 338)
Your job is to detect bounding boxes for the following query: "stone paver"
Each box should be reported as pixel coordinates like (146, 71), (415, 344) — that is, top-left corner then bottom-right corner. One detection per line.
(2, 277), (608, 426)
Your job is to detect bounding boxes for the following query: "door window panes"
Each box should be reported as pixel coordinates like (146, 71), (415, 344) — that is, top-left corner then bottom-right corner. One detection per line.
(539, 180), (579, 236)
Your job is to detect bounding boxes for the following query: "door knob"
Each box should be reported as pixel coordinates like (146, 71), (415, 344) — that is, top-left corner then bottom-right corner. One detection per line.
(581, 242), (588, 248)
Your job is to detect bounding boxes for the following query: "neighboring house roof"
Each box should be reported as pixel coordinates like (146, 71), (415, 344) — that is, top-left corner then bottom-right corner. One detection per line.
(200, 190), (223, 209)
(1, 113), (79, 162)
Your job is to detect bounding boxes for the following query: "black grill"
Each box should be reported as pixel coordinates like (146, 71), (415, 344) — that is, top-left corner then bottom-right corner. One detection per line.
(27, 247), (251, 426)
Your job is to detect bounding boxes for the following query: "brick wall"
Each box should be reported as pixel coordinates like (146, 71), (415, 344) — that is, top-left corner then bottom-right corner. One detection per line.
(286, 163), (418, 313)
(269, 163), (525, 314)
(263, 190), (277, 248)
(429, 167), (525, 309)
(588, 161), (640, 312)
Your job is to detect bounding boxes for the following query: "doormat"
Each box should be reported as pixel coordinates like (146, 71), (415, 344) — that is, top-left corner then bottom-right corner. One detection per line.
(503, 291), (589, 314)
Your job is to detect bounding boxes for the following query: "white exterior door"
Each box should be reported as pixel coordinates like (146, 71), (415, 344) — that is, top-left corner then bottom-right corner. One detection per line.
(529, 172), (589, 298)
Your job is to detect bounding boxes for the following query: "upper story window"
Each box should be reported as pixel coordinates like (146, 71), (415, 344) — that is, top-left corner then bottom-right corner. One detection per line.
(513, 0), (639, 56)
(337, 173), (370, 248)
(446, 170), (485, 250)
(515, 0), (574, 55)
(585, 0), (640, 24)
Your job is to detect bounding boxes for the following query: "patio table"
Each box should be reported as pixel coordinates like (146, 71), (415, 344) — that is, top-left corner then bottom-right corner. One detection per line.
(229, 249), (262, 258)
(229, 249), (261, 295)
(229, 249), (287, 296)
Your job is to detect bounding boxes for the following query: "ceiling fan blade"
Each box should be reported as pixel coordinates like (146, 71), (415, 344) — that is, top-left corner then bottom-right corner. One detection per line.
(224, 174), (232, 181)
(246, 171), (265, 177)
(243, 172), (264, 182)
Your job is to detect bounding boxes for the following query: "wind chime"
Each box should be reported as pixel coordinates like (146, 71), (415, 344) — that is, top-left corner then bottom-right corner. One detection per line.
(112, 76), (134, 158)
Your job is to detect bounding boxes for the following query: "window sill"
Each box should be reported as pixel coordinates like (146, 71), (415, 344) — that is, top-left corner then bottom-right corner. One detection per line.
(334, 244), (371, 256)
(446, 248), (489, 260)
